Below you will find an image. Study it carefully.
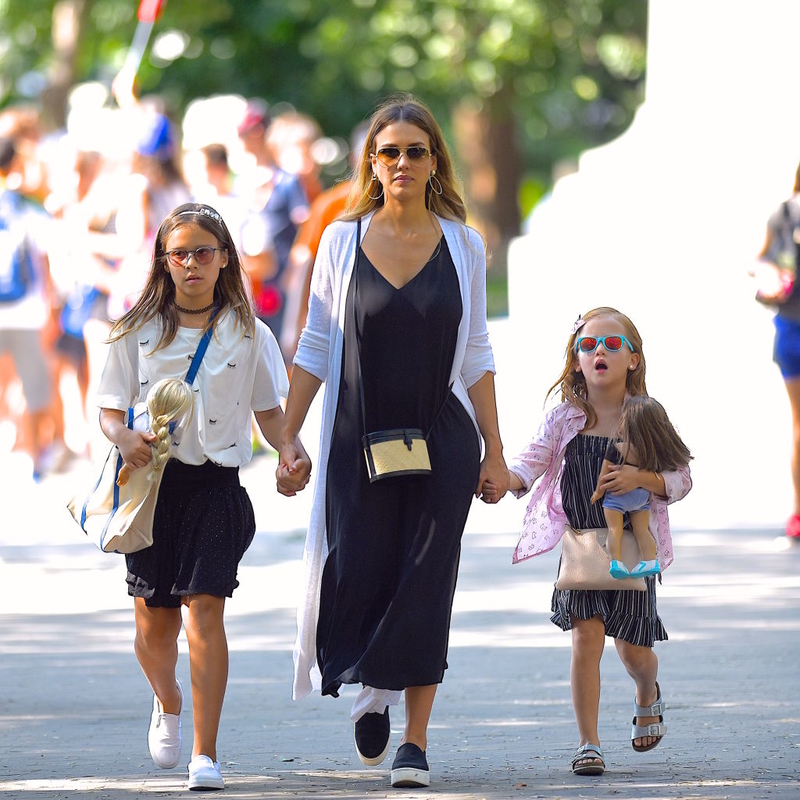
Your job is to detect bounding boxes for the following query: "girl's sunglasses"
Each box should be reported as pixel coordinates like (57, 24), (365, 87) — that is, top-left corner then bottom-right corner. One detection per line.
(574, 335), (634, 354)
(373, 146), (433, 167)
(165, 246), (225, 268)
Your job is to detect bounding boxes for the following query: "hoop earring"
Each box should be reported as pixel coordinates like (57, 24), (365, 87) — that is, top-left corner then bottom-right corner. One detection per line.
(428, 170), (443, 196)
(367, 174), (384, 201)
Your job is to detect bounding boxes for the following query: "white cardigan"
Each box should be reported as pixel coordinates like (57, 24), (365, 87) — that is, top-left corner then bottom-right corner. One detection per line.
(292, 210), (495, 713)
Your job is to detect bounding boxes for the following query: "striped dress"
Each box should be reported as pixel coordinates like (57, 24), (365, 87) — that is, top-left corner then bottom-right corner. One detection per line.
(551, 434), (667, 646)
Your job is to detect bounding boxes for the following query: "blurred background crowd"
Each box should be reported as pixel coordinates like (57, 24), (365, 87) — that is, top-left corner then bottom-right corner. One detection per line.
(0, 88), (364, 479)
(0, 0), (650, 483)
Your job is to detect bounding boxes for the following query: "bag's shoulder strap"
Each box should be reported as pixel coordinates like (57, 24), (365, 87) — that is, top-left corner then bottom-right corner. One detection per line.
(184, 307), (219, 384)
(352, 219), (370, 438)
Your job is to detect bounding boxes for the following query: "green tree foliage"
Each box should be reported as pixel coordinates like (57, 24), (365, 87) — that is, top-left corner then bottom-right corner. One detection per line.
(0, 0), (646, 275)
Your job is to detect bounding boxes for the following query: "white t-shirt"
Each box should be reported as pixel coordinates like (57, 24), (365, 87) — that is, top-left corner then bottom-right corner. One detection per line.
(96, 309), (288, 467)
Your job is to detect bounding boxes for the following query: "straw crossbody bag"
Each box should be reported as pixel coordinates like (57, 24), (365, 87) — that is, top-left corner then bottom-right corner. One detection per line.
(555, 526), (646, 592)
(67, 314), (216, 553)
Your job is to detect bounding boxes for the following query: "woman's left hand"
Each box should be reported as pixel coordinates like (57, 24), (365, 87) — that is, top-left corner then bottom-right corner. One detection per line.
(476, 451), (509, 503)
(597, 463), (641, 495)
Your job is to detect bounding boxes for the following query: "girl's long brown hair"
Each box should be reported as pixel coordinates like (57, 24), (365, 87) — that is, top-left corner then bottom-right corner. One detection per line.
(108, 203), (254, 350)
(344, 94), (466, 223)
(546, 307), (647, 428)
(617, 396), (692, 471)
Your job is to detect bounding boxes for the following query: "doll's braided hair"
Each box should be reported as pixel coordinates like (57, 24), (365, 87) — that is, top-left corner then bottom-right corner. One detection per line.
(148, 378), (194, 473)
(115, 378), (194, 488)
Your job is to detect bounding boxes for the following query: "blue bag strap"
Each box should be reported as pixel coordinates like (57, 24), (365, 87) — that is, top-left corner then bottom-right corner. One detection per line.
(184, 307), (219, 385)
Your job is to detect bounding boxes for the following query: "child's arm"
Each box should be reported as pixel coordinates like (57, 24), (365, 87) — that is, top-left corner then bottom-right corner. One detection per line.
(99, 408), (156, 472)
(597, 463), (690, 501)
(660, 464), (692, 503)
(254, 406), (312, 496)
(505, 407), (565, 498)
(278, 365), (322, 480)
(590, 458), (613, 504)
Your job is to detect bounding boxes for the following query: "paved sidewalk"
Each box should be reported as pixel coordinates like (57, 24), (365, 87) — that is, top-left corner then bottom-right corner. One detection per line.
(1, 459), (799, 799)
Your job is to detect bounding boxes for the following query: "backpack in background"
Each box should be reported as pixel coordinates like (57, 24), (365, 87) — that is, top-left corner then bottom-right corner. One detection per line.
(0, 190), (35, 303)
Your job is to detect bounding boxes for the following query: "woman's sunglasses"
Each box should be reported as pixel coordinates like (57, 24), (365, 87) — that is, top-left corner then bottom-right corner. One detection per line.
(574, 335), (634, 354)
(373, 146), (433, 167)
(165, 246), (225, 268)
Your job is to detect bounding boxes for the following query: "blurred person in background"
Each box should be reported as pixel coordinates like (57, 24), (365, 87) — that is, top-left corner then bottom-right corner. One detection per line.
(280, 121), (370, 360)
(753, 160), (800, 539)
(236, 99), (308, 342)
(267, 110), (324, 205)
(109, 74), (191, 317)
(0, 135), (55, 480)
(0, 107), (48, 202)
(186, 143), (252, 265)
(45, 138), (133, 461)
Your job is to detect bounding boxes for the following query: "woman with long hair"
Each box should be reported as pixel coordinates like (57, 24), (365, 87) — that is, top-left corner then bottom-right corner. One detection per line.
(279, 95), (508, 788)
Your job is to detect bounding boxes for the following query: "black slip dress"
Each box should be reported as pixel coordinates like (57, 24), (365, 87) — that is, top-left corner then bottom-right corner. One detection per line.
(319, 234), (481, 696)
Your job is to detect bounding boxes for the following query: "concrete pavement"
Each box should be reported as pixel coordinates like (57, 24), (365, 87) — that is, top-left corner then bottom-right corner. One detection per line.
(1, 452), (799, 799)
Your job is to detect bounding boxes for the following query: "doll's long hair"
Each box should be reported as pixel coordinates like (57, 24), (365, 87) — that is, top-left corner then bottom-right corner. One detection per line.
(547, 307), (647, 428)
(148, 378), (194, 473)
(108, 203), (254, 350)
(115, 378), (193, 486)
(616, 396), (692, 473)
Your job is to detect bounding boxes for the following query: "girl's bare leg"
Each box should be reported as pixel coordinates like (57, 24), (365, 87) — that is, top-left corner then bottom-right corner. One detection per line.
(570, 615), (605, 767)
(133, 598), (183, 712)
(183, 594), (228, 761)
(615, 638), (661, 749)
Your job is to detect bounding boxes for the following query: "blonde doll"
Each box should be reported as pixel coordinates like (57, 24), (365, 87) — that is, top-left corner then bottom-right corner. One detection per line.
(590, 396), (692, 579)
(116, 378), (193, 487)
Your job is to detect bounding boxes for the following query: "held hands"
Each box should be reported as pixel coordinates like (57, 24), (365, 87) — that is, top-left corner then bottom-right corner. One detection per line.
(476, 453), (510, 504)
(276, 439), (312, 497)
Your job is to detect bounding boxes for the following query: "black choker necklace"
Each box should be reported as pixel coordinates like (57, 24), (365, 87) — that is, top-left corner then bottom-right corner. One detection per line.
(174, 301), (215, 315)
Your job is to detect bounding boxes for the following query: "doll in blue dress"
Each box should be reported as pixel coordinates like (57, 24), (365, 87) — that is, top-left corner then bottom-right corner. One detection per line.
(591, 396), (692, 579)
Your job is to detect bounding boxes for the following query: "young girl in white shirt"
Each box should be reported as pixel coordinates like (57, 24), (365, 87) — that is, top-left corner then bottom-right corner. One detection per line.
(96, 202), (310, 791)
(484, 307), (691, 777)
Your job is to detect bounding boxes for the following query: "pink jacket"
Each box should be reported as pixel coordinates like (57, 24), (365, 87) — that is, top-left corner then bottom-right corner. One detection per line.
(509, 402), (692, 568)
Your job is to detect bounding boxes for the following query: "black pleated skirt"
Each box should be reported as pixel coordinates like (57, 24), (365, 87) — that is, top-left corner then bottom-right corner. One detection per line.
(125, 459), (256, 608)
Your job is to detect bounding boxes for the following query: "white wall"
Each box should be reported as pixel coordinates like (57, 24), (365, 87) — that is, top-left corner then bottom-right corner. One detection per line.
(502, 0), (800, 531)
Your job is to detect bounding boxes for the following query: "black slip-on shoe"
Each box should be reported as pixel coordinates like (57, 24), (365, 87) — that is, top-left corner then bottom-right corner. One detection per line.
(390, 742), (430, 788)
(354, 707), (391, 766)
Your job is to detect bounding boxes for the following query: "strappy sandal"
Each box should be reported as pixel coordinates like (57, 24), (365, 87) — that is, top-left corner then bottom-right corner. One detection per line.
(631, 681), (666, 752)
(572, 743), (605, 776)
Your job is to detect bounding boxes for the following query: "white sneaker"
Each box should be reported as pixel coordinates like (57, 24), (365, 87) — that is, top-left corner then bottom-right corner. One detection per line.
(147, 680), (183, 769)
(188, 755), (225, 790)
